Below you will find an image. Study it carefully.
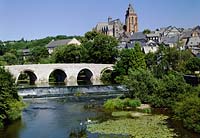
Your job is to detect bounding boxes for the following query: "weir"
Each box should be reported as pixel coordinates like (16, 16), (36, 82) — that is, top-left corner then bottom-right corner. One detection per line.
(18, 85), (128, 98)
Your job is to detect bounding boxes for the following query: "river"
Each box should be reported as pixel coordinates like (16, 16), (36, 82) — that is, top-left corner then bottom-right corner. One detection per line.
(0, 86), (200, 138)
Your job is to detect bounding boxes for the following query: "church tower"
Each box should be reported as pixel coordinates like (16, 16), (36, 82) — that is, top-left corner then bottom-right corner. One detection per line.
(125, 4), (138, 33)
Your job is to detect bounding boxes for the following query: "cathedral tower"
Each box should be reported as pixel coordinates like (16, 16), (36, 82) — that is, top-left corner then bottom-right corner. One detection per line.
(125, 4), (138, 33)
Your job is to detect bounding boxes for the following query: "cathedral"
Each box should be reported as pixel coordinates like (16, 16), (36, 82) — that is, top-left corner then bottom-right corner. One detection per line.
(94, 4), (138, 38)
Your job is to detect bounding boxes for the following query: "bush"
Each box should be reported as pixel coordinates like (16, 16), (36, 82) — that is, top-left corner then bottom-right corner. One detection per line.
(173, 93), (200, 133)
(103, 98), (125, 110)
(128, 99), (141, 108)
(0, 67), (25, 128)
(103, 98), (141, 111)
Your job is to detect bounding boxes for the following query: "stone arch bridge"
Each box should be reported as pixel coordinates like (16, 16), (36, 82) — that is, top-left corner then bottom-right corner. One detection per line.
(5, 64), (113, 86)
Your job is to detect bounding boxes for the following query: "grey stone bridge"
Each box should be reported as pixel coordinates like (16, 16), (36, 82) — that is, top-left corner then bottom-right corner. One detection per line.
(5, 64), (113, 86)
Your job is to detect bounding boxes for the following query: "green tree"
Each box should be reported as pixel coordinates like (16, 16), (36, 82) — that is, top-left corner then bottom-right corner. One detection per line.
(122, 69), (159, 101)
(52, 44), (86, 63)
(0, 44), (8, 56)
(150, 46), (193, 77)
(84, 31), (99, 41)
(28, 46), (49, 63)
(2, 52), (18, 65)
(186, 57), (200, 74)
(173, 91), (200, 133)
(86, 33), (119, 64)
(143, 29), (151, 34)
(0, 67), (25, 128)
(150, 72), (190, 107)
(113, 43), (146, 83)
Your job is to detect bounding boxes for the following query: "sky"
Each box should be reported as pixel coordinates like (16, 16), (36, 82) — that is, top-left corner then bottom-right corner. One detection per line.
(0, 0), (200, 41)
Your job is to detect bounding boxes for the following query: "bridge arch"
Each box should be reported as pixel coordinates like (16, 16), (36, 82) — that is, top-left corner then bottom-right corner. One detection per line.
(77, 68), (94, 85)
(48, 69), (67, 85)
(17, 69), (38, 85)
(100, 67), (113, 78)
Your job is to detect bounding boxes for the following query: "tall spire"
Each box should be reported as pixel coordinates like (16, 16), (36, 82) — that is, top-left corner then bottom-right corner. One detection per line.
(125, 3), (138, 33)
(127, 3), (134, 13)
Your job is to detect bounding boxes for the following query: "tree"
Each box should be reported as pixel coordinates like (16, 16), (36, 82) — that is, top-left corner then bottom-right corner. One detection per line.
(122, 69), (159, 101)
(173, 91), (200, 133)
(84, 31), (99, 41)
(0, 44), (8, 56)
(186, 57), (200, 74)
(52, 44), (86, 63)
(86, 33), (119, 64)
(114, 43), (146, 81)
(0, 67), (24, 128)
(150, 72), (190, 107)
(2, 52), (18, 65)
(28, 46), (49, 63)
(150, 46), (193, 77)
(143, 29), (151, 34)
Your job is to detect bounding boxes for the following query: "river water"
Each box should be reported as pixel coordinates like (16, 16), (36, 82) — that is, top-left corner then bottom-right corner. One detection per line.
(0, 86), (200, 138)
(0, 96), (125, 138)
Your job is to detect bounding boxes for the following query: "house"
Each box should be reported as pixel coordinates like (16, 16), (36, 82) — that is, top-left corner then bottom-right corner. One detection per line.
(22, 49), (31, 60)
(95, 18), (123, 38)
(46, 38), (81, 54)
(143, 40), (159, 54)
(146, 33), (160, 43)
(162, 26), (182, 37)
(191, 26), (200, 37)
(160, 35), (179, 47)
(130, 32), (147, 44)
(187, 37), (200, 48)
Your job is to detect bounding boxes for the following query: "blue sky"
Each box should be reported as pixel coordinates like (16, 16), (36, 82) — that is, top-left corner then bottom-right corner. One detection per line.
(0, 0), (200, 40)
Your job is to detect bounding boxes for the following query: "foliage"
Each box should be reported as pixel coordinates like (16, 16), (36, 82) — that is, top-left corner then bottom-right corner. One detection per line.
(173, 92), (200, 133)
(84, 31), (99, 41)
(147, 46), (193, 77)
(186, 57), (200, 74)
(100, 70), (113, 85)
(122, 68), (191, 108)
(103, 98), (125, 110)
(103, 98), (141, 110)
(28, 46), (49, 63)
(2, 52), (18, 65)
(143, 29), (151, 34)
(128, 99), (141, 108)
(51, 44), (86, 63)
(0, 67), (25, 128)
(150, 72), (191, 107)
(87, 115), (176, 138)
(113, 43), (146, 83)
(123, 69), (159, 101)
(115, 43), (146, 76)
(84, 32), (119, 64)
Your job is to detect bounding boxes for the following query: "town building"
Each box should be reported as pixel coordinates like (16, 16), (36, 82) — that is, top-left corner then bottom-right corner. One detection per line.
(46, 38), (81, 54)
(95, 18), (123, 38)
(125, 4), (138, 33)
(94, 4), (138, 38)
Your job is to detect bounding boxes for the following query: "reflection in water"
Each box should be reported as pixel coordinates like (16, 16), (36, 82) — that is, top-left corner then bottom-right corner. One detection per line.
(0, 96), (200, 138)
(0, 97), (120, 138)
(0, 119), (25, 138)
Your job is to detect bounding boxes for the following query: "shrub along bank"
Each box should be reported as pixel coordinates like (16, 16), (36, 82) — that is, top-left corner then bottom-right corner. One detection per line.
(0, 67), (25, 128)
